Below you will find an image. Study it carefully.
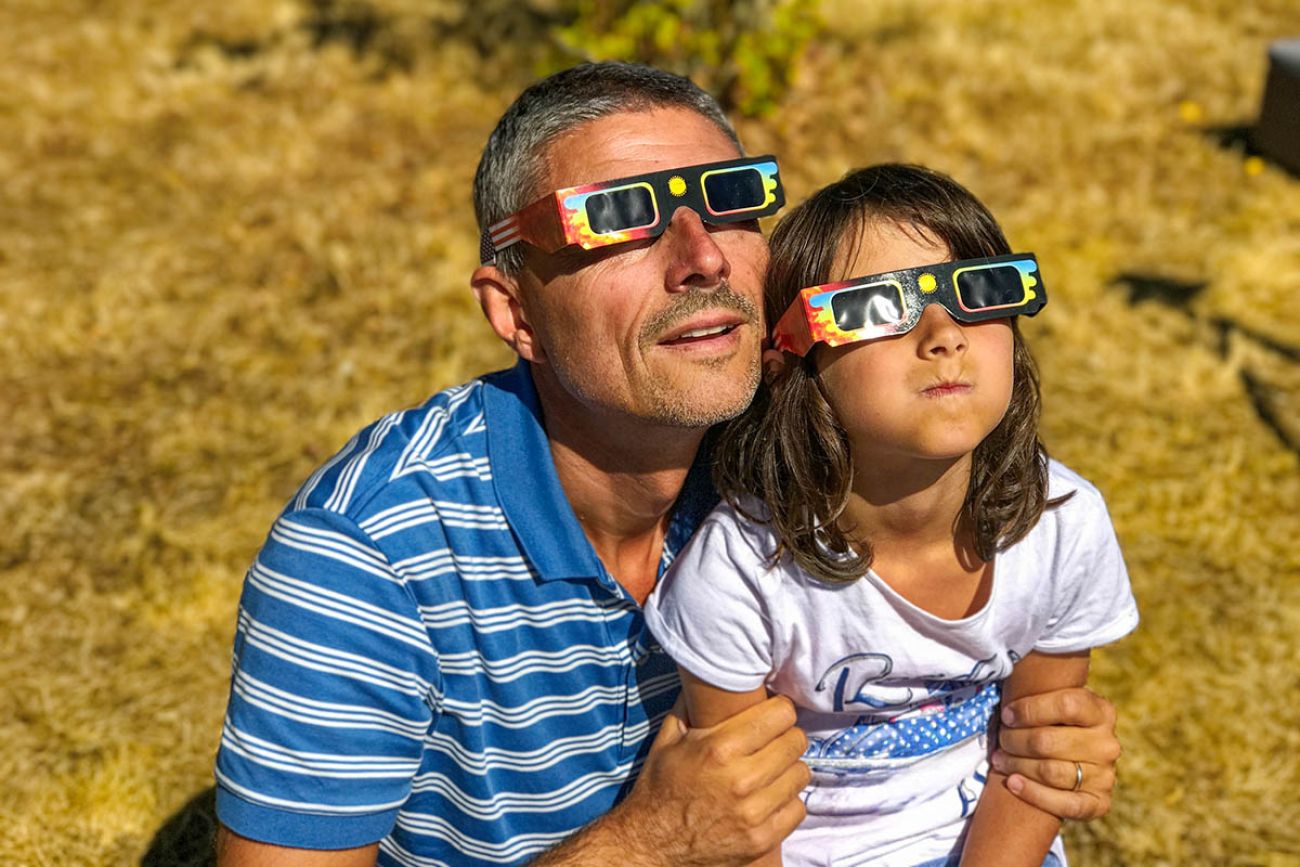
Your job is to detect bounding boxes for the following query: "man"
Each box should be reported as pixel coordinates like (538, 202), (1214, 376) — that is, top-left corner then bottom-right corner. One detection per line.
(216, 62), (1123, 865)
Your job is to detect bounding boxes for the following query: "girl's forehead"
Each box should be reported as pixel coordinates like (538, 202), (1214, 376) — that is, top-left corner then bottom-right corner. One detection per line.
(835, 219), (952, 279)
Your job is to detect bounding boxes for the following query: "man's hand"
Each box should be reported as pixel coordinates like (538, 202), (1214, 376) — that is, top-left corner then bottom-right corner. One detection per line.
(536, 695), (809, 866)
(623, 695), (809, 866)
(992, 686), (1121, 821)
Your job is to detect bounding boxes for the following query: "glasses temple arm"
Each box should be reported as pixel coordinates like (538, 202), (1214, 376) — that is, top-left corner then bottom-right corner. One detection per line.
(769, 297), (815, 357)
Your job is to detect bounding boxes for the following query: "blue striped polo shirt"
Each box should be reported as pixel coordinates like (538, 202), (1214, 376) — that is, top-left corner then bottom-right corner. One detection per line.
(215, 360), (716, 863)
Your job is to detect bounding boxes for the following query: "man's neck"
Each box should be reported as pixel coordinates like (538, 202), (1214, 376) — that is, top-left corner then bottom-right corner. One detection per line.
(533, 370), (706, 605)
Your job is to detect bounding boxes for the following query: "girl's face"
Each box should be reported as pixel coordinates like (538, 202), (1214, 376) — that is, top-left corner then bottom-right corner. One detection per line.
(815, 220), (1015, 469)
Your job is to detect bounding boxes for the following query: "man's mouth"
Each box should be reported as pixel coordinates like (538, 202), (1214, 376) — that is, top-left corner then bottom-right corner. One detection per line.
(640, 281), (760, 351)
(660, 321), (742, 345)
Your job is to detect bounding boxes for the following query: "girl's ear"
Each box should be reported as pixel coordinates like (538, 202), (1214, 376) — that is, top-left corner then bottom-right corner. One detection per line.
(762, 347), (789, 383)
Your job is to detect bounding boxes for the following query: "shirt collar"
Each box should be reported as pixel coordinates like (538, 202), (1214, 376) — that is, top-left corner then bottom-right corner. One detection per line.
(483, 359), (718, 584)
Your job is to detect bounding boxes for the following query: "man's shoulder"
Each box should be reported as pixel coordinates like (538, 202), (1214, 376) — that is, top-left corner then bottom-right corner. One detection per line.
(287, 371), (507, 523)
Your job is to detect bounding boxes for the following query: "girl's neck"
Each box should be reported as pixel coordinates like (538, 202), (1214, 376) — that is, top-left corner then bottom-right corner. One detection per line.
(841, 452), (991, 619)
(840, 452), (980, 567)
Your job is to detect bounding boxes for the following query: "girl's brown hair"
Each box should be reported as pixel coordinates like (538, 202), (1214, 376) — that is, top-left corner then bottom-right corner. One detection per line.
(715, 163), (1059, 583)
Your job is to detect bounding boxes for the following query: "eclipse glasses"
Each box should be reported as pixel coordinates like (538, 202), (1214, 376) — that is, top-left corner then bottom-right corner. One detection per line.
(480, 155), (785, 264)
(771, 253), (1046, 356)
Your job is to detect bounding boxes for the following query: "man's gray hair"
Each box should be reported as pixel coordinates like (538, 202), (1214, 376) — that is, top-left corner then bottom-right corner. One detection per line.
(473, 61), (743, 275)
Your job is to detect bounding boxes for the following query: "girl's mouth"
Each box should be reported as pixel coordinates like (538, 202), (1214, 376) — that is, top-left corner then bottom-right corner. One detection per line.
(922, 381), (972, 397)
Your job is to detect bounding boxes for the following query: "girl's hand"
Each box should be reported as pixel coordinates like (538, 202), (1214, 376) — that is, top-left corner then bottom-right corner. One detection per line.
(993, 686), (1121, 821)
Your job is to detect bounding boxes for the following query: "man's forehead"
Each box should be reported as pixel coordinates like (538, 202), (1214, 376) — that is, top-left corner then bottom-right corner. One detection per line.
(536, 106), (744, 195)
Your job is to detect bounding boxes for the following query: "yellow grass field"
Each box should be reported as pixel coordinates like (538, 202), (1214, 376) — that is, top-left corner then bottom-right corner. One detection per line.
(2, 0), (1298, 863)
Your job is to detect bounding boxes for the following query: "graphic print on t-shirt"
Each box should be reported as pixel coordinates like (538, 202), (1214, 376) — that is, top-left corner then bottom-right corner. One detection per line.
(803, 652), (1007, 774)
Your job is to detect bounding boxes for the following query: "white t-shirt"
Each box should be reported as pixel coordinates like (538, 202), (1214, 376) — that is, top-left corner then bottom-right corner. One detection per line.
(644, 460), (1139, 867)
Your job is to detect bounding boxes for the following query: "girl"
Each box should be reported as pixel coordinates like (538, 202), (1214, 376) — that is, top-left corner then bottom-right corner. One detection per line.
(643, 164), (1138, 867)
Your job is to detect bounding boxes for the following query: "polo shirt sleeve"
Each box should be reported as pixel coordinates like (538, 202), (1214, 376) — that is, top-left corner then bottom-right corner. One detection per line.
(215, 507), (441, 849)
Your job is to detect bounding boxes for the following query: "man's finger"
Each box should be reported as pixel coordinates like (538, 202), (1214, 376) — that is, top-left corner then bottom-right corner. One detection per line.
(709, 695), (799, 756)
(737, 763), (810, 848)
(999, 723), (1121, 766)
(739, 730), (811, 795)
(1005, 773), (1110, 821)
(765, 776), (809, 839)
(993, 752), (1114, 794)
(751, 725), (810, 774)
(1001, 686), (1114, 729)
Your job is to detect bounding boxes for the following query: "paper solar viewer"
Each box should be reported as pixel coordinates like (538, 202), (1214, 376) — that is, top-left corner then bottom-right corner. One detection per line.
(771, 253), (1047, 357)
(1256, 39), (1300, 175)
(480, 155), (785, 263)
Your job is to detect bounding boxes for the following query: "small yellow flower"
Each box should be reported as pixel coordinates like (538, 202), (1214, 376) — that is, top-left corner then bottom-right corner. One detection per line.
(1244, 156), (1265, 177)
(1178, 100), (1203, 123)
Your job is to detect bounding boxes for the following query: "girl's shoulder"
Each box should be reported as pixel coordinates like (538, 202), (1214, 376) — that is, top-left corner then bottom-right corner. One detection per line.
(662, 496), (793, 607)
(692, 497), (833, 594)
(1045, 458), (1111, 519)
(1023, 458), (1121, 562)
(696, 495), (783, 560)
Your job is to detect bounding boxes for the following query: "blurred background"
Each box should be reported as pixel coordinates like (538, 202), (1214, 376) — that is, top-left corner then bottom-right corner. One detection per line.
(1, 0), (1298, 863)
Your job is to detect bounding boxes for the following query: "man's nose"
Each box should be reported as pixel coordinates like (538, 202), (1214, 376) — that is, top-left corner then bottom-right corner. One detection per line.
(661, 207), (729, 291)
(915, 303), (968, 356)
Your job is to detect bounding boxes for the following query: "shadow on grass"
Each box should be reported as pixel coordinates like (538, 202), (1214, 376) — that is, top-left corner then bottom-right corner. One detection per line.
(1113, 273), (1300, 457)
(1113, 272), (1207, 310)
(1203, 122), (1300, 181)
(142, 786), (216, 867)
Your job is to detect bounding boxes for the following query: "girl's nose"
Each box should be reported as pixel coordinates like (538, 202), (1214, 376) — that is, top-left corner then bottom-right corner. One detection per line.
(914, 303), (967, 356)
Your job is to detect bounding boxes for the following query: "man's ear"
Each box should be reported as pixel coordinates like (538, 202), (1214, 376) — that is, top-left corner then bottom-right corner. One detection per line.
(470, 264), (546, 363)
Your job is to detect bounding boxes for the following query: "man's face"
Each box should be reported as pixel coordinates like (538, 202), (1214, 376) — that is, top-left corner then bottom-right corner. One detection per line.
(514, 107), (768, 429)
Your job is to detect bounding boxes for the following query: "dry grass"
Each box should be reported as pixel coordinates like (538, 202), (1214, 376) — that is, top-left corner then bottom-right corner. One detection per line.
(2, 0), (1298, 863)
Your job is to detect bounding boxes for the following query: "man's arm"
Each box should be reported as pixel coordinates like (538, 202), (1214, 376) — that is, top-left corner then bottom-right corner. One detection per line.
(994, 684), (1122, 819)
(532, 688), (809, 867)
(216, 827), (377, 867)
(959, 651), (1091, 867)
(214, 509), (439, 860)
(216, 691), (806, 867)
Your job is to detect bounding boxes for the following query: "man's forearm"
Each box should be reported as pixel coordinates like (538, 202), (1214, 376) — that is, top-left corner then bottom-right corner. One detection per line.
(529, 802), (658, 866)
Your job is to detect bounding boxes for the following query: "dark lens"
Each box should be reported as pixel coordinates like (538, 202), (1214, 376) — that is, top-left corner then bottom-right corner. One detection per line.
(703, 168), (765, 214)
(955, 266), (1026, 310)
(586, 186), (656, 234)
(830, 284), (905, 331)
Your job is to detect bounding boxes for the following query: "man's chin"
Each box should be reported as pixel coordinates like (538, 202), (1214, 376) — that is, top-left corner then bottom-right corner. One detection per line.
(639, 366), (759, 429)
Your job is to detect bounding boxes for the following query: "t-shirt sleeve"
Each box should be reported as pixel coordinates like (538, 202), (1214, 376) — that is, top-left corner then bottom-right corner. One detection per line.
(644, 506), (777, 693)
(1034, 483), (1140, 654)
(214, 507), (441, 849)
